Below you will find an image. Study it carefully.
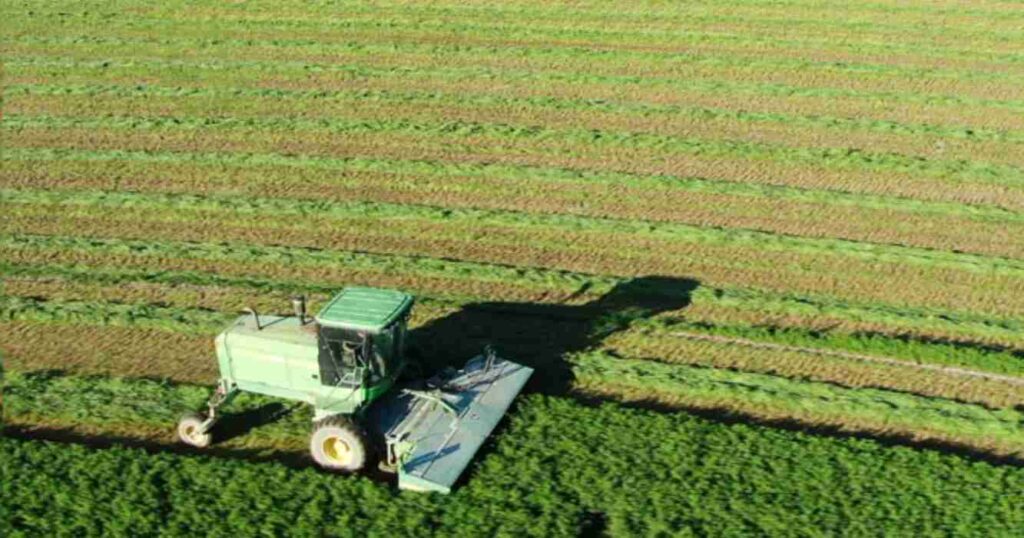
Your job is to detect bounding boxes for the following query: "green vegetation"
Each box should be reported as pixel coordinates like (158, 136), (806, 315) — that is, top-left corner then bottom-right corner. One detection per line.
(8, 364), (1024, 457)
(9, 113), (1024, 184)
(4, 396), (1024, 536)
(572, 352), (1024, 454)
(2, 0), (1024, 531)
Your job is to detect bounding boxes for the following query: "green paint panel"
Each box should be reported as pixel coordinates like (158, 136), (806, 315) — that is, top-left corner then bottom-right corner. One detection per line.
(315, 287), (414, 333)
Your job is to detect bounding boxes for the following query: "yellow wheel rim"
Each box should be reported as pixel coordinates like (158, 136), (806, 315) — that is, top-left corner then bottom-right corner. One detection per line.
(322, 437), (352, 466)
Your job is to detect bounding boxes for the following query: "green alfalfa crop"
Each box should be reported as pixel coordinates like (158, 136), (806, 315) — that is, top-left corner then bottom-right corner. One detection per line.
(3, 395), (1024, 536)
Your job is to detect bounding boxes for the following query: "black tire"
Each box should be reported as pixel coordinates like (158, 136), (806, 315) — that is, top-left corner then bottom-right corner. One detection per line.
(310, 416), (368, 472)
(177, 412), (213, 448)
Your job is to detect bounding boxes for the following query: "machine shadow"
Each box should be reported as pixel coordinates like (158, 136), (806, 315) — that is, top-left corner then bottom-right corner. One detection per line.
(210, 402), (299, 443)
(408, 275), (701, 397)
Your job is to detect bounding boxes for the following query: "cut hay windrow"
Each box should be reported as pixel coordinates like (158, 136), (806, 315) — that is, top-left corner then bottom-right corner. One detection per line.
(12, 82), (1024, 147)
(6, 32), (1023, 97)
(5, 233), (1022, 349)
(4, 247), (1023, 350)
(4, 190), (1023, 319)
(2, 369), (313, 455)
(4, 273), (1023, 403)
(8, 52), (1024, 117)
(7, 118), (1024, 214)
(10, 114), (1022, 187)
(6, 257), (1023, 358)
(571, 352), (1024, 457)
(6, 160), (1024, 260)
(7, 146), (1022, 220)
(8, 129), (1024, 219)
(9, 1), (1023, 39)
(6, 352), (1024, 461)
(601, 331), (1024, 409)
(9, 57), (1024, 134)
(5, 6), (1024, 72)
(10, 89), (1024, 175)
(6, 289), (1020, 409)
(4, 187), (1021, 277)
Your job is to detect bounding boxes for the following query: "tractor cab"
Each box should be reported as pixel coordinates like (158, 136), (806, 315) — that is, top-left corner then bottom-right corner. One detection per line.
(313, 287), (414, 387)
(211, 287), (413, 417)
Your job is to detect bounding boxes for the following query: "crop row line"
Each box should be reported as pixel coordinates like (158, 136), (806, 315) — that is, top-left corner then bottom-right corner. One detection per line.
(5, 32), (1021, 86)
(7, 232), (1022, 337)
(5, 187), (1022, 276)
(11, 83), (1021, 145)
(11, 149), (1024, 258)
(12, 27), (1019, 69)
(6, 188), (1021, 318)
(4, 254), (1022, 375)
(7, 256), (1024, 403)
(667, 330), (1024, 387)
(9, 55), (1024, 115)
(8, 114), (1024, 190)
(7, 145), (1020, 224)
(7, 6), (1023, 61)
(571, 352), (1024, 456)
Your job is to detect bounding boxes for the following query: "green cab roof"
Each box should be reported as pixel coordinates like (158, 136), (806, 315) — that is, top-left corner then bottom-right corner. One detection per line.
(315, 287), (414, 332)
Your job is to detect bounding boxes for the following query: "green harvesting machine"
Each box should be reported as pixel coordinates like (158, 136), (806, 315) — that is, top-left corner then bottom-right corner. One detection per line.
(176, 287), (533, 493)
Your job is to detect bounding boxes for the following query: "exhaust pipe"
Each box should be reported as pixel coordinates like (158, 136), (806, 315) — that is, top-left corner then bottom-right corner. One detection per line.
(292, 295), (307, 324)
(243, 307), (262, 330)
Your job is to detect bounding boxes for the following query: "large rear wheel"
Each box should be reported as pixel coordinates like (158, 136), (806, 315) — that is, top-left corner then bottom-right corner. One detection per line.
(310, 416), (368, 472)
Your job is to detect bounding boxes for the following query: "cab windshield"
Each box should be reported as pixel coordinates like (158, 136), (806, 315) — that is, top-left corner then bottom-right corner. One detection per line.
(317, 325), (369, 385)
(317, 323), (401, 385)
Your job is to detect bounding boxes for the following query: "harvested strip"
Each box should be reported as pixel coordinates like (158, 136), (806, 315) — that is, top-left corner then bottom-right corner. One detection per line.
(9, 120), (1024, 211)
(7, 115), (1024, 191)
(571, 352), (1024, 458)
(12, 83), (1024, 146)
(4, 192), (1023, 318)
(5, 233), (1022, 348)
(601, 329), (1024, 409)
(6, 156), (1024, 259)
(4, 34), (1019, 104)
(6, 248), (1024, 358)
(10, 58), (1024, 135)
(8, 7), (1024, 73)
(1, 321), (217, 383)
(10, 89), (1024, 172)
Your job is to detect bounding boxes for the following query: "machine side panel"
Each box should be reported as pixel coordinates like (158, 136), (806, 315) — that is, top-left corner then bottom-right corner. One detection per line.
(219, 315), (319, 394)
(214, 330), (234, 386)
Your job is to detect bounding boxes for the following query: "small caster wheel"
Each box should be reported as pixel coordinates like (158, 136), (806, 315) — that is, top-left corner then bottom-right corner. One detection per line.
(177, 412), (213, 448)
